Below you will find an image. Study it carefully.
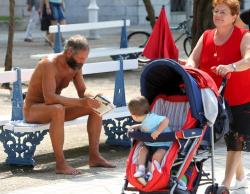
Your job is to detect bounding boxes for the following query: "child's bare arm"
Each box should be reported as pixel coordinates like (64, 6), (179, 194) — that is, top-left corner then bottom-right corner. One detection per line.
(128, 124), (142, 131)
(151, 117), (169, 140)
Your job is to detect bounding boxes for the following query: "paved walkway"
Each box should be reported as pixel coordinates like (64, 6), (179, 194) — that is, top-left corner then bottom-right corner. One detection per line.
(0, 27), (250, 194)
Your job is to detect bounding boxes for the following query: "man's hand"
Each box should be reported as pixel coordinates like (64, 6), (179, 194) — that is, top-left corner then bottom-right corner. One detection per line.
(151, 130), (160, 140)
(82, 97), (101, 109)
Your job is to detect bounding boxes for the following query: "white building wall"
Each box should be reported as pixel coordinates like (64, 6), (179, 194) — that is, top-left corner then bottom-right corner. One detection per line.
(244, 0), (250, 9)
(0, 0), (249, 26)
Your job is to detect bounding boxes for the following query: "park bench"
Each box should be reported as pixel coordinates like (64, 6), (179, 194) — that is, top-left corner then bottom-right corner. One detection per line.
(30, 19), (142, 60)
(0, 57), (136, 166)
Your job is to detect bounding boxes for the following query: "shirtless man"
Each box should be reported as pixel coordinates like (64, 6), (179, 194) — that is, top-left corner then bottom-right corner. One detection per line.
(23, 34), (115, 175)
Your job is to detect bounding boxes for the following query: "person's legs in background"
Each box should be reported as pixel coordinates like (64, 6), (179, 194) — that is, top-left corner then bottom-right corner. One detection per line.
(47, 2), (66, 46)
(24, 6), (40, 42)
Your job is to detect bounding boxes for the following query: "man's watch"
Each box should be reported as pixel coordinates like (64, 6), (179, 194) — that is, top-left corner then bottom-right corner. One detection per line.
(231, 63), (237, 72)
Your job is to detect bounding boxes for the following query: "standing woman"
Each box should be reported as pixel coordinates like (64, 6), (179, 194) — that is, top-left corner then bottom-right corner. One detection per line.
(44, 0), (66, 45)
(186, 0), (250, 190)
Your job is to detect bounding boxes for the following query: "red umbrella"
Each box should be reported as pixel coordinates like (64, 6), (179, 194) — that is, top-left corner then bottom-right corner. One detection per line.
(143, 6), (179, 61)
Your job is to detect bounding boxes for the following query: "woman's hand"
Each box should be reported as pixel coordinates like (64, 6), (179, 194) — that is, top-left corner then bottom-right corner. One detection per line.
(46, 7), (51, 15)
(27, 4), (32, 12)
(215, 64), (235, 76)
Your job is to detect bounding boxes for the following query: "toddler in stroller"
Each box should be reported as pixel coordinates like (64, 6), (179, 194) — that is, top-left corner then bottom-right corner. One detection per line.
(123, 59), (229, 194)
(128, 96), (172, 186)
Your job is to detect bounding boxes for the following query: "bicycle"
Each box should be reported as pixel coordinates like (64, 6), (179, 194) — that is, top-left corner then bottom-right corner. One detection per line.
(127, 18), (192, 59)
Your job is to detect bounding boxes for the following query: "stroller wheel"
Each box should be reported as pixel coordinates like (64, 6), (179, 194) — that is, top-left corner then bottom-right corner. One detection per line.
(216, 186), (230, 194)
(205, 185), (230, 194)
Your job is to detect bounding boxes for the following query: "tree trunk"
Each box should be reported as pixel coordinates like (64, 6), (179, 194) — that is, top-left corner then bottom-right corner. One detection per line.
(192, 0), (214, 48)
(4, 0), (15, 71)
(143, 0), (156, 28)
(2, 0), (15, 89)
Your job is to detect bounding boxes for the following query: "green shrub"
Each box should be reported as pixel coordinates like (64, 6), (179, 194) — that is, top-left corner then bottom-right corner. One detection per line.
(0, 16), (21, 21)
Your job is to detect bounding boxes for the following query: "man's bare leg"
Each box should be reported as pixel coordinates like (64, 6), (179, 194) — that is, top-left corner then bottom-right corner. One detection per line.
(87, 112), (116, 168)
(65, 107), (116, 168)
(24, 103), (81, 175)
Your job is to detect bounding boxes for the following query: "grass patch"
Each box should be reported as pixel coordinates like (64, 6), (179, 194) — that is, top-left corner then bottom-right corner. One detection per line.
(0, 16), (21, 22)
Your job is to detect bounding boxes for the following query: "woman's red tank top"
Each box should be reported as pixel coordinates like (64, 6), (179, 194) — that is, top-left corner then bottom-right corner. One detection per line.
(199, 26), (249, 106)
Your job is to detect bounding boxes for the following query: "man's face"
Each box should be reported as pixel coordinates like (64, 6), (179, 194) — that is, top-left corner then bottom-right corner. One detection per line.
(66, 49), (89, 70)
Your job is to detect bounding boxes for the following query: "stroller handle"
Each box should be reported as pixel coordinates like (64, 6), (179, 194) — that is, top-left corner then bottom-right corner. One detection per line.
(210, 66), (231, 96)
(210, 66), (231, 79)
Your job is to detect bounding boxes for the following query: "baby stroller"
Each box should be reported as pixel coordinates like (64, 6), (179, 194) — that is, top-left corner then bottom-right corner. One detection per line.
(122, 59), (230, 194)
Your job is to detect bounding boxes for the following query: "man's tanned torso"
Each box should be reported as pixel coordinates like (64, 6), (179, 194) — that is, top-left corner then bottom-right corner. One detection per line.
(25, 57), (77, 106)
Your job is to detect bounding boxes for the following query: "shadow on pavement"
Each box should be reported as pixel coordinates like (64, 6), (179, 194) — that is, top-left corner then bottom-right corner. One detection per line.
(0, 144), (130, 181)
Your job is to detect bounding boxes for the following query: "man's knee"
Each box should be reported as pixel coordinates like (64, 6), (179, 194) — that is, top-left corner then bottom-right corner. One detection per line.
(88, 109), (102, 120)
(51, 104), (65, 117)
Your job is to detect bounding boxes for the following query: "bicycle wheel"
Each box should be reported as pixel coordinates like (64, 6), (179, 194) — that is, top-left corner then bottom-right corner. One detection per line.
(125, 31), (150, 60)
(183, 36), (192, 57)
(128, 31), (150, 48)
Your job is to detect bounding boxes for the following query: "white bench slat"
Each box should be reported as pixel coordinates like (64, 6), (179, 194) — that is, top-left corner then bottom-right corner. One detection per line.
(30, 47), (143, 60)
(0, 58), (138, 83)
(3, 106), (130, 133)
(0, 69), (34, 84)
(0, 116), (11, 126)
(83, 59), (137, 74)
(0, 71), (17, 83)
(89, 47), (143, 58)
(49, 20), (130, 33)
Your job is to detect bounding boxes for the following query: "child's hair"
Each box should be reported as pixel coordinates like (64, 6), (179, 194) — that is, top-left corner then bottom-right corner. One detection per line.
(128, 96), (150, 116)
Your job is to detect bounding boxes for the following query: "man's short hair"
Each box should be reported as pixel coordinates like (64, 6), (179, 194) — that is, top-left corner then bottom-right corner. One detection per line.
(64, 34), (89, 54)
(128, 96), (150, 116)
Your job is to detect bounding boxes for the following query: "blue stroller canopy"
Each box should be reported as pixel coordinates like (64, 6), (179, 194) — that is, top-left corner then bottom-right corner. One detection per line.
(140, 59), (205, 123)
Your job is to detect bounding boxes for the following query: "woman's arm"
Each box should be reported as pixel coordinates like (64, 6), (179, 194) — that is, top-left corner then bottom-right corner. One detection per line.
(185, 34), (204, 68)
(44, 0), (51, 15)
(216, 32), (250, 76)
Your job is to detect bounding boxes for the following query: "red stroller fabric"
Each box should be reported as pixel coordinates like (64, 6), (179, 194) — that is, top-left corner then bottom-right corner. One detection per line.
(126, 96), (199, 192)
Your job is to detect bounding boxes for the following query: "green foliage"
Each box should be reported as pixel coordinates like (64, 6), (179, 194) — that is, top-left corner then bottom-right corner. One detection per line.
(0, 16), (21, 21)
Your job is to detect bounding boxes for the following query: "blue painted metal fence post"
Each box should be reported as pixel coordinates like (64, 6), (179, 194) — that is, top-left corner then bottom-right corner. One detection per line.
(120, 19), (128, 48)
(103, 18), (134, 147)
(113, 57), (126, 107)
(11, 68), (24, 121)
(54, 24), (62, 53)
(113, 19), (128, 107)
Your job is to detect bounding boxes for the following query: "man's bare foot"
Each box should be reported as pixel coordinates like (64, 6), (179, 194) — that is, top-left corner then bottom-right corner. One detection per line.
(55, 163), (81, 175)
(89, 155), (116, 168)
